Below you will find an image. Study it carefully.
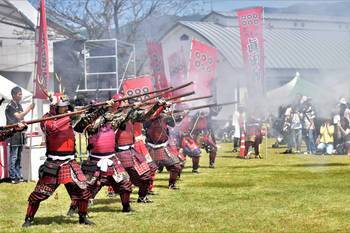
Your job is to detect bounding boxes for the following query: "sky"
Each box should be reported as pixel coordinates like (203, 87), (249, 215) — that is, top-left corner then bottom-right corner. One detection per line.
(207, 0), (344, 11)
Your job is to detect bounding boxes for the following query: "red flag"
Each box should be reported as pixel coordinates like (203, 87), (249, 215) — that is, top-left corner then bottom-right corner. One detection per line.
(146, 41), (168, 90)
(34, 0), (49, 99)
(168, 47), (188, 97)
(122, 75), (154, 103)
(237, 7), (265, 94)
(168, 48), (187, 84)
(188, 38), (217, 97)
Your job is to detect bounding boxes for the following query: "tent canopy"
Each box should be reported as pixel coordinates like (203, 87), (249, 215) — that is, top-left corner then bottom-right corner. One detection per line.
(0, 74), (32, 103)
(0, 0), (37, 30)
(267, 72), (324, 102)
(0, 74), (33, 126)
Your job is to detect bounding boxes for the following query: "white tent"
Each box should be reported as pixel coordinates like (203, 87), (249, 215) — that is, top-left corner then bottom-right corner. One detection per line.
(267, 72), (300, 100)
(0, 74), (33, 125)
(0, 74), (33, 102)
(0, 0), (37, 30)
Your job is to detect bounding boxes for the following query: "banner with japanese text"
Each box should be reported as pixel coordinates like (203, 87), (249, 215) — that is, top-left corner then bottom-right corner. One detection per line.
(34, 0), (49, 99)
(122, 75), (154, 104)
(146, 41), (169, 90)
(187, 38), (217, 97)
(237, 7), (265, 94)
(168, 47), (187, 97)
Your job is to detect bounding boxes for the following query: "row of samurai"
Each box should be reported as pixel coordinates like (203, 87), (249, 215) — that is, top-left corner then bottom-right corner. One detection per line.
(0, 80), (226, 227)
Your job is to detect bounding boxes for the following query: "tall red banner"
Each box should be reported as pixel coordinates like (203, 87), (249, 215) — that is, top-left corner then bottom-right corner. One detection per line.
(168, 47), (187, 96)
(237, 7), (265, 94)
(122, 75), (154, 104)
(34, 0), (49, 99)
(188, 38), (217, 97)
(146, 41), (168, 90)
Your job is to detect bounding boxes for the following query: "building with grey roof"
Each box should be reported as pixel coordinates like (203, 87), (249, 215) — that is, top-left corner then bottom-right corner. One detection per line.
(160, 11), (350, 114)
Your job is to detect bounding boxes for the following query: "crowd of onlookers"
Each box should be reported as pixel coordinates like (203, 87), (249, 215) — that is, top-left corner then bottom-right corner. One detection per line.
(273, 94), (350, 155)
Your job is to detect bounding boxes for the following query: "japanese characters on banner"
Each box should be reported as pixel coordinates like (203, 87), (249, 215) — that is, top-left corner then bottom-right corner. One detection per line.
(146, 41), (169, 90)
(168, 47), (187, 96)
(237, 7), (265, 94)
(122, 75), (154, 104)
(34, 0), (49, 99)
(187, 38), (217, 97)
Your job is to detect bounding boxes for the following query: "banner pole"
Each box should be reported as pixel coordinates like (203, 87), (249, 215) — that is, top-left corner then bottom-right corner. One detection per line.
(27, 0), (41, 182)
(265, 126), (268, 160)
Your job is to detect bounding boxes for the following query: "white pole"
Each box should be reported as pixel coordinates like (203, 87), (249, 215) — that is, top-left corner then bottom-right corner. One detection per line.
(265, 126), (268, 160)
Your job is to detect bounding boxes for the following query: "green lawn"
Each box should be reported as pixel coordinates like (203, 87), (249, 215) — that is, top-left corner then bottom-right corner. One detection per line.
(1, 140), (350, 232)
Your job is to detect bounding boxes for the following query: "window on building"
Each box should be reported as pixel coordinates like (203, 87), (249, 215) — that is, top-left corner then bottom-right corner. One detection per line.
(339, 24), (342, 29)
(301, 22), (305, 27)
(0, 40), (2, 48)
(180, 34), (189, 41)
(294, 22), (298, 27)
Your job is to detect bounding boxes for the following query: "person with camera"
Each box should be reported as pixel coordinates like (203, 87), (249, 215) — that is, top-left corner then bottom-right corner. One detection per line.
(316, 120), (335, 155)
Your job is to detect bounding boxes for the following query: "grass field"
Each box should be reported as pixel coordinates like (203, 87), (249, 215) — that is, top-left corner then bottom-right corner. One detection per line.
(2, 140), (350, 232)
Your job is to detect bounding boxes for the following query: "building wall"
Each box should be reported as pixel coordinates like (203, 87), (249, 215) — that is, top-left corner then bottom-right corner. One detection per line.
(204, 13), (350, 31)
(160, 24), (346, 118)
(0, 22), (56, 91)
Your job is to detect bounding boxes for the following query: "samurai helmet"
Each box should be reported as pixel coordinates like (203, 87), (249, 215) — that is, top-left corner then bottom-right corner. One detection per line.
(49, 92), (70, 114)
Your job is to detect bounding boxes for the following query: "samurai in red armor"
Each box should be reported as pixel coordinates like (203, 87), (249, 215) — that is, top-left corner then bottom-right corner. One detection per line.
(22, 95), (94, 227)
(244, 115), (263, 159)
(115, 96), (165, 203)
(67, 103), (133, 215)
(190, 106), (221, 168)
(144, 107), (184, 190)
(173, 113), (201, 173)
(133, 121), (158, 195)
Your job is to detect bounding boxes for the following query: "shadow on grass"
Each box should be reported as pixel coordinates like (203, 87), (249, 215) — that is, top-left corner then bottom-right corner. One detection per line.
(0, 178), (11, 183)
(290, 163), (350, 168)
(220, 155), (236, 158)
(34, 216), (77, 225)
(191, 181), (255, 188)
(92, 198), (118, 206)
(181, 171), (201, 174)
(155, 178), (170, 181)
(226, 164), (277, 169)
(223, 150), (236, 153)
(156, 184), (175, 189)
(89, 206), (120, 213)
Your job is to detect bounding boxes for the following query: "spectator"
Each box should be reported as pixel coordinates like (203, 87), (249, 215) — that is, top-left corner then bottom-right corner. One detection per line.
(283, 105), (302, 154)
(336, 118), (350, 155)
(302, 98), (316, 154)
(316, 119), (334, 155)
(339, 98), (350, 125)
(5, 87), (35, 184)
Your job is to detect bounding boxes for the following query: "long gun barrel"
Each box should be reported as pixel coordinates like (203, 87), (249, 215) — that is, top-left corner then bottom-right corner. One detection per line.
(174, 101), (238, 113)
(2, 82), (195, 129)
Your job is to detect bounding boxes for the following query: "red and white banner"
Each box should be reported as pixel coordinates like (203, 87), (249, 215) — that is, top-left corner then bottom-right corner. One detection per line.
(146, 41), (168, 90)
(237, 7), (265, 93)
(34, 0), (49, 99)
(168, 47), (188, 97)
(0, 142), (9, 180)
(188, 38), (217, 97)
(122, 75), (154, 103)
(168, 48), (187, 84)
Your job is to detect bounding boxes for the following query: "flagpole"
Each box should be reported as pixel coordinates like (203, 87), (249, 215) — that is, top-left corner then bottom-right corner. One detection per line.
(27, 1), (41, 182)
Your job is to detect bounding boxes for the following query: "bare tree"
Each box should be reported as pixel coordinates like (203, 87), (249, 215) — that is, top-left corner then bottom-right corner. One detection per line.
(29, 0), (203, 40)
